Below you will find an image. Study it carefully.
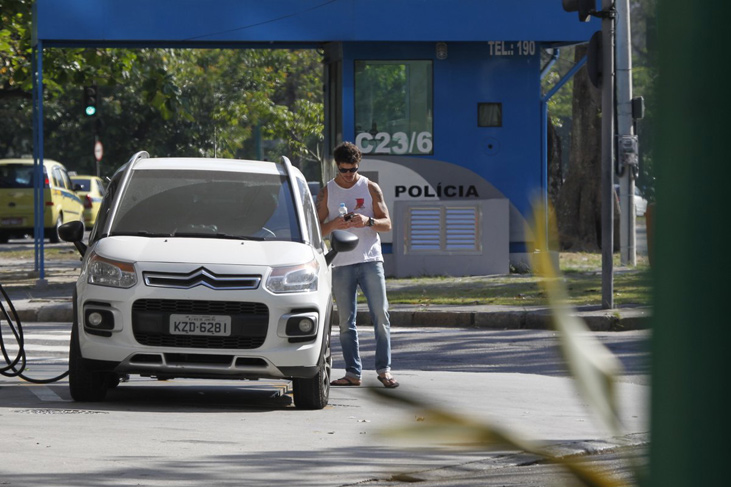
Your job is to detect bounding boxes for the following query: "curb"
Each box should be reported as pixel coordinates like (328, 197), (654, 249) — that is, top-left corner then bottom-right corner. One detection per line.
(336, 305), (651, 331)
(14, 302), (73, 324)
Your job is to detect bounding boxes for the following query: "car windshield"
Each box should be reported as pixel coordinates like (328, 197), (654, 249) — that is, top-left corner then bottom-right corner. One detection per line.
(108, 169), (302, 242)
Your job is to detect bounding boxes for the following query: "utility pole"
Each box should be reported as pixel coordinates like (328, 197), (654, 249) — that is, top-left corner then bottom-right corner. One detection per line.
(599, 0), (616, 309)
(616, 0), (638, 266)
(562, 0), (617, 309)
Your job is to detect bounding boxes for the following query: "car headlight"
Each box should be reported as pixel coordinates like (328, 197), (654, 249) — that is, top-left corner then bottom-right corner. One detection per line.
(266, 260), (319, 293)
(86, 252), (137, 288)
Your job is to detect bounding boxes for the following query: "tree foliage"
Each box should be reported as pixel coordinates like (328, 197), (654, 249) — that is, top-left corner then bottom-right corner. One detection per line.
(0, 0), (325, 181)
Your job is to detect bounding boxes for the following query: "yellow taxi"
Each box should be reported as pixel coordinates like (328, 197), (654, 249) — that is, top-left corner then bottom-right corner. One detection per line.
(0, 158), (85, 243)
(70, 174), (106, 227)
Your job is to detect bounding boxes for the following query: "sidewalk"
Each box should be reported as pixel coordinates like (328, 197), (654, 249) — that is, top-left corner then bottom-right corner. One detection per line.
(1, 254), (652, 330)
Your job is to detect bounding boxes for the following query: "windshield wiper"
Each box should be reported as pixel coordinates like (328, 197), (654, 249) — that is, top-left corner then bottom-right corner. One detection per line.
(170, 232), (265, 241)
(109, 231), (171, 237)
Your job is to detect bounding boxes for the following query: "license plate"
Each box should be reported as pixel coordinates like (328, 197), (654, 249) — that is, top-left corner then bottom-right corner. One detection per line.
(1, 218), (23, 226)
(169, 314), (232, 336)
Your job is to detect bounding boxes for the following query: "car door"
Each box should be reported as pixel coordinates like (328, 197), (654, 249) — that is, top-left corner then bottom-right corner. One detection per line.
(51, 166), (81, 223)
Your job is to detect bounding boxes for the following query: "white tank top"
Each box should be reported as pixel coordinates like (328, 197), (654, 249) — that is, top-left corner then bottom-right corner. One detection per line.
(326, 176), (383, 267)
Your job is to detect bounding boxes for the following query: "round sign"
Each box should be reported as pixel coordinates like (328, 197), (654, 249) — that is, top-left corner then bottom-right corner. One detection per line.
(94, 140), (103, 162)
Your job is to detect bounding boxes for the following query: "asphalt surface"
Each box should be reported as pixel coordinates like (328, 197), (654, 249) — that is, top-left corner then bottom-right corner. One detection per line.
(1, 244), (650, 486)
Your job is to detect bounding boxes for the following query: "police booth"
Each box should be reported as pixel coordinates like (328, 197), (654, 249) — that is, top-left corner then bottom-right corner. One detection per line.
(32, 0), (596, 278)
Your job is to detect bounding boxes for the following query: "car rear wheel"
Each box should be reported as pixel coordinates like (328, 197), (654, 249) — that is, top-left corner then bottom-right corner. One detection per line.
(69, 321), (109, 402)
(292, 328), (332, 410)
(46, 215), (62, 243)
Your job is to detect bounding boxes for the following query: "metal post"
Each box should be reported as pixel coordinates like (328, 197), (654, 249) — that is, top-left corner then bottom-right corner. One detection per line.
(32, 42), (46, 283)
(601, 0), (615, 309)
(616, 0), (636, 266)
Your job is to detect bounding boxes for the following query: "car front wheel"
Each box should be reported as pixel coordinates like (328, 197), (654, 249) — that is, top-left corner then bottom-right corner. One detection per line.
(68, 322), (109, 402)
(292, 328), (332, 410)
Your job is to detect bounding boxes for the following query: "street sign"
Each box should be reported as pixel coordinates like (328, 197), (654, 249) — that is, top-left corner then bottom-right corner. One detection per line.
(94, 140), (103, 162)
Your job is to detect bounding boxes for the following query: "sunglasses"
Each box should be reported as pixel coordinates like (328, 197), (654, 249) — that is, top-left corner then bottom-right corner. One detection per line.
(338, 166), (359, 173)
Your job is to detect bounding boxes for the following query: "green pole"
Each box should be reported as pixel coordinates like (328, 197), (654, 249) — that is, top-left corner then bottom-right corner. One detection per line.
(254, 123), (262, 160)
(648, 3), (730, 486)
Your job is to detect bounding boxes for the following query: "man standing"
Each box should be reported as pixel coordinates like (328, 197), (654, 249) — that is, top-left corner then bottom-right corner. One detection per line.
(316, 141), (398, 388)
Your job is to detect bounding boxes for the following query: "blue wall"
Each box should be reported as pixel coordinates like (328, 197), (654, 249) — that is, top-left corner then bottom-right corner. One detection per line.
(342, 42), (544, 220)
(33, 0), (597, 262)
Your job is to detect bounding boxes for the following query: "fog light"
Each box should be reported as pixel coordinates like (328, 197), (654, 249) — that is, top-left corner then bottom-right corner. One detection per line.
(285, 313), (318, 337)
(84, 307), (114, 331)
(88, 312), (103, 327)
(298, 318), (314, 334)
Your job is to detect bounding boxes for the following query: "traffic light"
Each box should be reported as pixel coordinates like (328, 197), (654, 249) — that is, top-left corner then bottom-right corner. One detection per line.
(562, 0), (596, 22)
(83, 85), (98, 116)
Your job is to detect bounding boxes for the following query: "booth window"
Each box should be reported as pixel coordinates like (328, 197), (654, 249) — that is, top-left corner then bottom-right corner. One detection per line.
(478, 103), (502, 127)
(354, 60), (433, 155)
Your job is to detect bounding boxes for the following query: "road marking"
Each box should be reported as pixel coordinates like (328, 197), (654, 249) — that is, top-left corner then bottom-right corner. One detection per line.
(3, 344), (69, 353)
(27, 385), (69, 402)
(17, 333), (70, 341)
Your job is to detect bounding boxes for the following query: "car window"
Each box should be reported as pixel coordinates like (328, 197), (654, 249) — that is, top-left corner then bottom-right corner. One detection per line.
(72, 178), (91, 191)
(0, 164), (34, 188)
(59, 169), (73, 190)
(51, 166), (63, 188)
(109, 169), (302, 241)
(298, 177), (322, 249)
(90, 173), (121, 243)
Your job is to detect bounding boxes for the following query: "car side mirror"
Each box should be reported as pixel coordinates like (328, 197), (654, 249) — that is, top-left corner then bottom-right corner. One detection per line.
(58, 220), (87, 256)
(325, 230), (358, 265)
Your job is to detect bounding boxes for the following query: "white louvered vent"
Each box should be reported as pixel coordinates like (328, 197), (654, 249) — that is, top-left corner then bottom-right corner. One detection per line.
(406, 205), (480, 253)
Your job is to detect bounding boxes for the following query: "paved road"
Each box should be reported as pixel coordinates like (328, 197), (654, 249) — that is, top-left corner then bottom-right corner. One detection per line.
(1, 324), (649, 486)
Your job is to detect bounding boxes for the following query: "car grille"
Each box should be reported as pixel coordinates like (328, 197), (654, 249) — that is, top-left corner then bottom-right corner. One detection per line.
(143, 268), (261, 290)
(132, 299), (269, 349)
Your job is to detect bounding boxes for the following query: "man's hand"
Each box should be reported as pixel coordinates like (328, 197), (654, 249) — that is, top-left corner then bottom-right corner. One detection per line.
(350, 213), (370, 228)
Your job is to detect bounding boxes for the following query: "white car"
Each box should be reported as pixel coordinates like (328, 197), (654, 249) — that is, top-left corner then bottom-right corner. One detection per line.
(614, 184), (648, 217)
(59, 152), (357, 409)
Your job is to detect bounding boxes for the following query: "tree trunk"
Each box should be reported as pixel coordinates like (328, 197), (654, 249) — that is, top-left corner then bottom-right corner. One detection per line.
(556, 45), (618, 251)
(547, 116), (563, 208)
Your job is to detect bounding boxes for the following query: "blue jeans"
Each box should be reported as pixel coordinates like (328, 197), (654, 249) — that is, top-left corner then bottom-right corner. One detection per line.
(332, 261), (391, 379)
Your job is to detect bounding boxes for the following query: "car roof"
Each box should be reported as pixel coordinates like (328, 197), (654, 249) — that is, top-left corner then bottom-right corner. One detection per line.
(133, 157), (286, 176)
(0, 158), (64, 167)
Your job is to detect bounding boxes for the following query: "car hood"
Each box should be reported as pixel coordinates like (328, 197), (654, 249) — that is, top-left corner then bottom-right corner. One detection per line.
(93, 236), (317, 267)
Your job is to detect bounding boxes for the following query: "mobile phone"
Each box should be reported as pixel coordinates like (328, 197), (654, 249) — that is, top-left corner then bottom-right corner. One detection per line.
(344, 212), (354, 221)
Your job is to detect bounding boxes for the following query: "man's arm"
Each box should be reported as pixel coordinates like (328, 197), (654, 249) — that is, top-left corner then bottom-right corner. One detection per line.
(368, 181), (392, 231)
(316, 184), (351, 236)
(316, 185), (331, 236)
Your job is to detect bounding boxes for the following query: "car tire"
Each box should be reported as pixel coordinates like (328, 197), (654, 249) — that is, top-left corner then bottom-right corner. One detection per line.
(292, 326), (332, 410)
(46, 215), (62, 243)
(69, 319), (109, 402)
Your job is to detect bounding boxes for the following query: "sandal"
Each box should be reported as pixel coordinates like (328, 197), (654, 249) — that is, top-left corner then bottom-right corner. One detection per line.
(331, 376), (361, 386)
(377, 375), (399, 389)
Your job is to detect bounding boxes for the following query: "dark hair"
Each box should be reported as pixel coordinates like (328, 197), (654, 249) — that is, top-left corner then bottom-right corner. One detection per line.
(333, 141), (362, 165)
